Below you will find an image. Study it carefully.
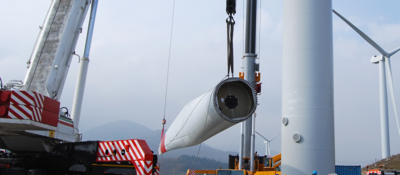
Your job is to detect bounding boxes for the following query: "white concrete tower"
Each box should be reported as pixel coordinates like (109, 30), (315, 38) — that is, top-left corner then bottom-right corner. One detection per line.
(281, 0), (335, 175)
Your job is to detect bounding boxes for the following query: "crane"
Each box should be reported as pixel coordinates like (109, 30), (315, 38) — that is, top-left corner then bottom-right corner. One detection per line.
(0, 0), (158, 174)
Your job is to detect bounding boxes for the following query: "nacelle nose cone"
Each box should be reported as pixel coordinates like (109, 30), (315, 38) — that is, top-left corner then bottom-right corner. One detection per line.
(371, 55), (383, 64)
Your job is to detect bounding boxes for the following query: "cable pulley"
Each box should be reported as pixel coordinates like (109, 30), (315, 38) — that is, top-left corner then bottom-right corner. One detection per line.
(226, 0), (236, 15)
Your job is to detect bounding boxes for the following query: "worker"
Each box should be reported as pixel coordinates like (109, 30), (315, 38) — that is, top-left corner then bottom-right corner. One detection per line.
(312, 170), (317, 175)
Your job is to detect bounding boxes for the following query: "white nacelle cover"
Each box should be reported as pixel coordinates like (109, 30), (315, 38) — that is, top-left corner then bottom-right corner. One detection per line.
(371, 55), (384, 63)
(159, 78), (257, 155)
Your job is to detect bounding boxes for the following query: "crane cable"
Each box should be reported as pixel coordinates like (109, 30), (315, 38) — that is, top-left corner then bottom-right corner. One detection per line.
(161, 0), (176, 141)
(242, 0), (245, 57)
(257, 0), (262, 60)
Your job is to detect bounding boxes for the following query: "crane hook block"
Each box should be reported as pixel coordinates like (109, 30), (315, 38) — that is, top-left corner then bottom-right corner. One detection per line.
(226, 0), (236, 15)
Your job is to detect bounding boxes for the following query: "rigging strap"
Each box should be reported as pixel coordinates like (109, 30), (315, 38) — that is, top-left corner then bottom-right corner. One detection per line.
(226, 0), (236, 77)
(227, 16), (235, 77)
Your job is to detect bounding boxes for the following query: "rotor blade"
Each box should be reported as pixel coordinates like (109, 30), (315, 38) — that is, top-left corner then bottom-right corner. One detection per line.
(269, 133), (281, 142)
(332, 9), (387, 55)
(384, 57), (400, 138)
(255, 131), (269, 141)
(389, 47), (400, 57)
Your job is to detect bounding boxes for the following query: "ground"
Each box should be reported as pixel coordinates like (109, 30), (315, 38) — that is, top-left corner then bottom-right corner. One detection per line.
(361, 154), (400, 175)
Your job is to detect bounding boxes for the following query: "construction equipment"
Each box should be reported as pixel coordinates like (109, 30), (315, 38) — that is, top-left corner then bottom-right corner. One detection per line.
(366, 169), (400, 175)
(0, 0), (158, 174)
(185, 153), (281, 175)
(366, 165), (400, 175)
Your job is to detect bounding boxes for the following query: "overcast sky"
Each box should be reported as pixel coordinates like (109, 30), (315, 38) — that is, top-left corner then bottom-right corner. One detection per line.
(1, 0), (400, 166)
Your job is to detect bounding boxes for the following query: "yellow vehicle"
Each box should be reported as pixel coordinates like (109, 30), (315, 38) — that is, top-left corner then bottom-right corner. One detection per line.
(186, 154), (281, 175)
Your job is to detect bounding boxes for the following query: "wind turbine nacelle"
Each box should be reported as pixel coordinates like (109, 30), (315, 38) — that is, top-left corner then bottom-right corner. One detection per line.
(159, 78), (257, 155)
(371, 55), (384, 64)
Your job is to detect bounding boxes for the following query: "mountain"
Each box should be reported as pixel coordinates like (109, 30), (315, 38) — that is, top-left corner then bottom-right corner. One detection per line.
(82, 120), (237, 162)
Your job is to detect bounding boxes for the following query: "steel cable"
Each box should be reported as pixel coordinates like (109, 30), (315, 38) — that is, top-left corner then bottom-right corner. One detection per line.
(161, 0), (176, 139)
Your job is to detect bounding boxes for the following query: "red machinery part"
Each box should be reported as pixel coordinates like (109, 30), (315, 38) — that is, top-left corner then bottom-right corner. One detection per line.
(255, 83), (262, 94)
(366, 170), (382, 175)
(0, 163), (10, 168)
(0, 90), (60, 127)
(43, 97), (60, 114)
(1, 90), (60, 113)
(0, 91), (11, 103)
(42, 110), (59, 126)
(96, 139), (154, 175)
(0, 106), (8, 117)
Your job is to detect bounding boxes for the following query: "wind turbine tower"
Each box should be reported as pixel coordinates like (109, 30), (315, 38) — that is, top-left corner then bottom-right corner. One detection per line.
(333, 10), (400, 159)
(282, 1), (335, 175)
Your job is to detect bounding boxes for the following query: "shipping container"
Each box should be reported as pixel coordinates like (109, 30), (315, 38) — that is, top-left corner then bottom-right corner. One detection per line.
(335, 165), (361, 175)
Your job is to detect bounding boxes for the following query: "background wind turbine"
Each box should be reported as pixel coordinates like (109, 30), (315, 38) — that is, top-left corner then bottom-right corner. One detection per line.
(333, 9), (400, 159)
(255, 131), (280, 157)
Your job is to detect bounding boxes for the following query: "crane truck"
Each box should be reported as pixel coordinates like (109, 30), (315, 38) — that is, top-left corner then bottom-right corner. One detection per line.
(0, 0), (158, 174)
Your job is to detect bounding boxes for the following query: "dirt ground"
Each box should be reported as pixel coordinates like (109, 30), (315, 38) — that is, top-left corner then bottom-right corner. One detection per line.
(360, 153), (400, 175)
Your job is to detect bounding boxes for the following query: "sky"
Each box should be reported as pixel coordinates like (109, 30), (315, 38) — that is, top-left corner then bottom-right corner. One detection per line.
(0, 0), (400, 167)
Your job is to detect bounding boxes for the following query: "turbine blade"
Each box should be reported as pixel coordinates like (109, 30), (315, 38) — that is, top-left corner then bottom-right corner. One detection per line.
(269, 133), (281, 141)
(384, 57), (400, 138)
(332, 9), (387, 55)
(255, 131), (269, 141)
(389, 47), (400, 57)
